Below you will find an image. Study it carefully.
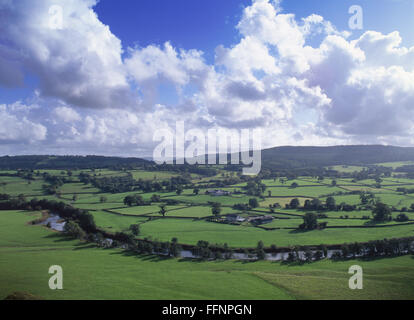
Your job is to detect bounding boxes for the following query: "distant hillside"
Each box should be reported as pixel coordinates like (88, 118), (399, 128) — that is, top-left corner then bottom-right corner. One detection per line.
(1, 145), (414, 171)
(0, 155), (151, 170)
(260, 145), (414, 169)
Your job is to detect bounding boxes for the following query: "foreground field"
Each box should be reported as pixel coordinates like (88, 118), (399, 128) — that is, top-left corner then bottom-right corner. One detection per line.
(1, 210), (413, 300)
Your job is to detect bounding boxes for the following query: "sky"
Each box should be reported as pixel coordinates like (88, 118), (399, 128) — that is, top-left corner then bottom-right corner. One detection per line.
(0, 0), (414, 157)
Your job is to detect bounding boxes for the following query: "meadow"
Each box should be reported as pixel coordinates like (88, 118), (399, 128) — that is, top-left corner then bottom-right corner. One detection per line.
(0, 210), (413, 300)
(1, 163), (414, 300)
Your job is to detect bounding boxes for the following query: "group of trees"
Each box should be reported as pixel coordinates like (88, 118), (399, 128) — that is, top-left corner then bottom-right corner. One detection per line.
(42, 173), (68, 195)
(372, 202), (392, 222)
(0, 198), (97, 234)
(83, 171), (194, 194)
(230, 198), (260, 213)
(123, 194), (147, 207)
(396, 187), (414, 195)
(0, 193), (10, 200)
(283, 195), (382, 213)
(191, 241), (233, 260)
(128, 238), (182, 257)
(298, 213), (327, 231)
(332, 238), (414, 260)
(64, 220), (86, 239)
(211, 202), (222, 216)
(285, 245), (327, 263)
(244, 180), (266, 197)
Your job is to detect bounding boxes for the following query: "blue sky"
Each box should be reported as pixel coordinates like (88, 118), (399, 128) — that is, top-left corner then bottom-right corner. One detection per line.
(95, 0), (414, 56)
(95, 0), (414, 115)
(1, 0), (414, 156)
(3, 0), (413, 106)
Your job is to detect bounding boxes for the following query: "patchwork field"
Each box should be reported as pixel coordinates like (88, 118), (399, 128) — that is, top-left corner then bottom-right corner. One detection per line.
(1, 167), (414, 300)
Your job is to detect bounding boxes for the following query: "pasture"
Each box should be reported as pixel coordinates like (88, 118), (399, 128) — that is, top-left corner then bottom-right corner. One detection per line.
(0, 210), (413, 300)
(1, 167), (414, 300)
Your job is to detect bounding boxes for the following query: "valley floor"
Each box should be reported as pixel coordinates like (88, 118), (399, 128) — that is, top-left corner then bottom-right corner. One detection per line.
(1, 210), (413, 300)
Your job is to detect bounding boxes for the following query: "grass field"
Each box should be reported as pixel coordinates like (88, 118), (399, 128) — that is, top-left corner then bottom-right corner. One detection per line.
(138, 218), (414, 247)
(1, 210), (413, 300)
(1, 169), (414, 300)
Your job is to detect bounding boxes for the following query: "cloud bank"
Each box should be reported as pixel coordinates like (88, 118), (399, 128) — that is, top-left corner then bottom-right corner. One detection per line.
(0, 0), (413, 156)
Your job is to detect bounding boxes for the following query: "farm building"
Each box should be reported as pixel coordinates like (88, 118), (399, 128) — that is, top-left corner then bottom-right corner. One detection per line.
(226, 214), (246, 223)
(206, 189), (232, 196)
(249, 215), (274, 225)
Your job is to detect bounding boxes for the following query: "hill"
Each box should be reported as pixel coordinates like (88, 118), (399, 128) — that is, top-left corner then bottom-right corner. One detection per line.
(1, 145), (414, 171)
(260, 145), (414, 169)
(0, 155), (151, 170)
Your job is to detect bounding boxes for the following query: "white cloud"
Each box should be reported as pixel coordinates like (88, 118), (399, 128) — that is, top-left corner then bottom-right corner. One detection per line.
(53, 106), (81, 123)
(1, 0), (414, 156)
(0, 104), (47, 143)
(0, 0), (132, 109)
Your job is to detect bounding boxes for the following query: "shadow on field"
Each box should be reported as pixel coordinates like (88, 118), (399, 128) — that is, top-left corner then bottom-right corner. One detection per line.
(109, 250), (174, 262)
(288, 229), (312, 234)
(73, 243), (98, 250)
(363, 220), (392, 226)
(232, 259), (262, 265)
(177, 258), (209, 263)
(43, 233), (96, 249)
(43, 233), (74, 242)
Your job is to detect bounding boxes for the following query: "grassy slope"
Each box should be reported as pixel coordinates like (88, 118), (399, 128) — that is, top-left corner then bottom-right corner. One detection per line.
(1, 210), (414, 300)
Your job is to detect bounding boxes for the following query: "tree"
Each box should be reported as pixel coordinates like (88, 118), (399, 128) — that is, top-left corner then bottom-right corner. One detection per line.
(193, 240), (212, 260)
(256, 241), (266, 260)
(63, 221), (85, 239)
(193, 188), (200, 195)
(326, 196), (336, 210)
(100, 196), (107, 203)
(211, 202), (221, 216)
(300, 212), (318, 230)
(289, 198), (300, 209)
(341, 244), (350, 259)
(151, 194), (161, 202)
(372, 202), (391, 221)
(304, 249), (313, 262)
(123, 195), (134, 207)
(133, 194), (145, 206)
(331, 180), (337, 187)
(249, 198), (259, 209)
(313, 250), (323, 261)
(176, 186), (183, 195)
(290, 182), (299, 189)
(124, 194), (145, 207)
(78, 212), (96, 233)
(130, 224), (140, 236)
(395, 213), (409, 222)
(350, 242), (362, 258)
(159, 204), (167, 217)
(169, 237), (181, 257)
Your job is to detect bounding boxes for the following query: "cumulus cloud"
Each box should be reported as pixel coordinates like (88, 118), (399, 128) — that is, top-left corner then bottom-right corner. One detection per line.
(0, 104), (47, 143)
(0, 0), (414, 156)
(0, 0), (133, 109)
(53, 106), (81, 123)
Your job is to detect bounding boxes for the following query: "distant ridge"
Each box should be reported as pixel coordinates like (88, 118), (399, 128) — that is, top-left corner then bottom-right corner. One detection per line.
(260, 145), (414, 169)
(1, 145), (414, 170)
(0, 155), (151, 170)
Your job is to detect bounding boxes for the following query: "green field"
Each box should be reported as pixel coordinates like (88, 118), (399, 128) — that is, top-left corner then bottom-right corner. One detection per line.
(1, 168), (414, 300)
(1, 210), (413, 300)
